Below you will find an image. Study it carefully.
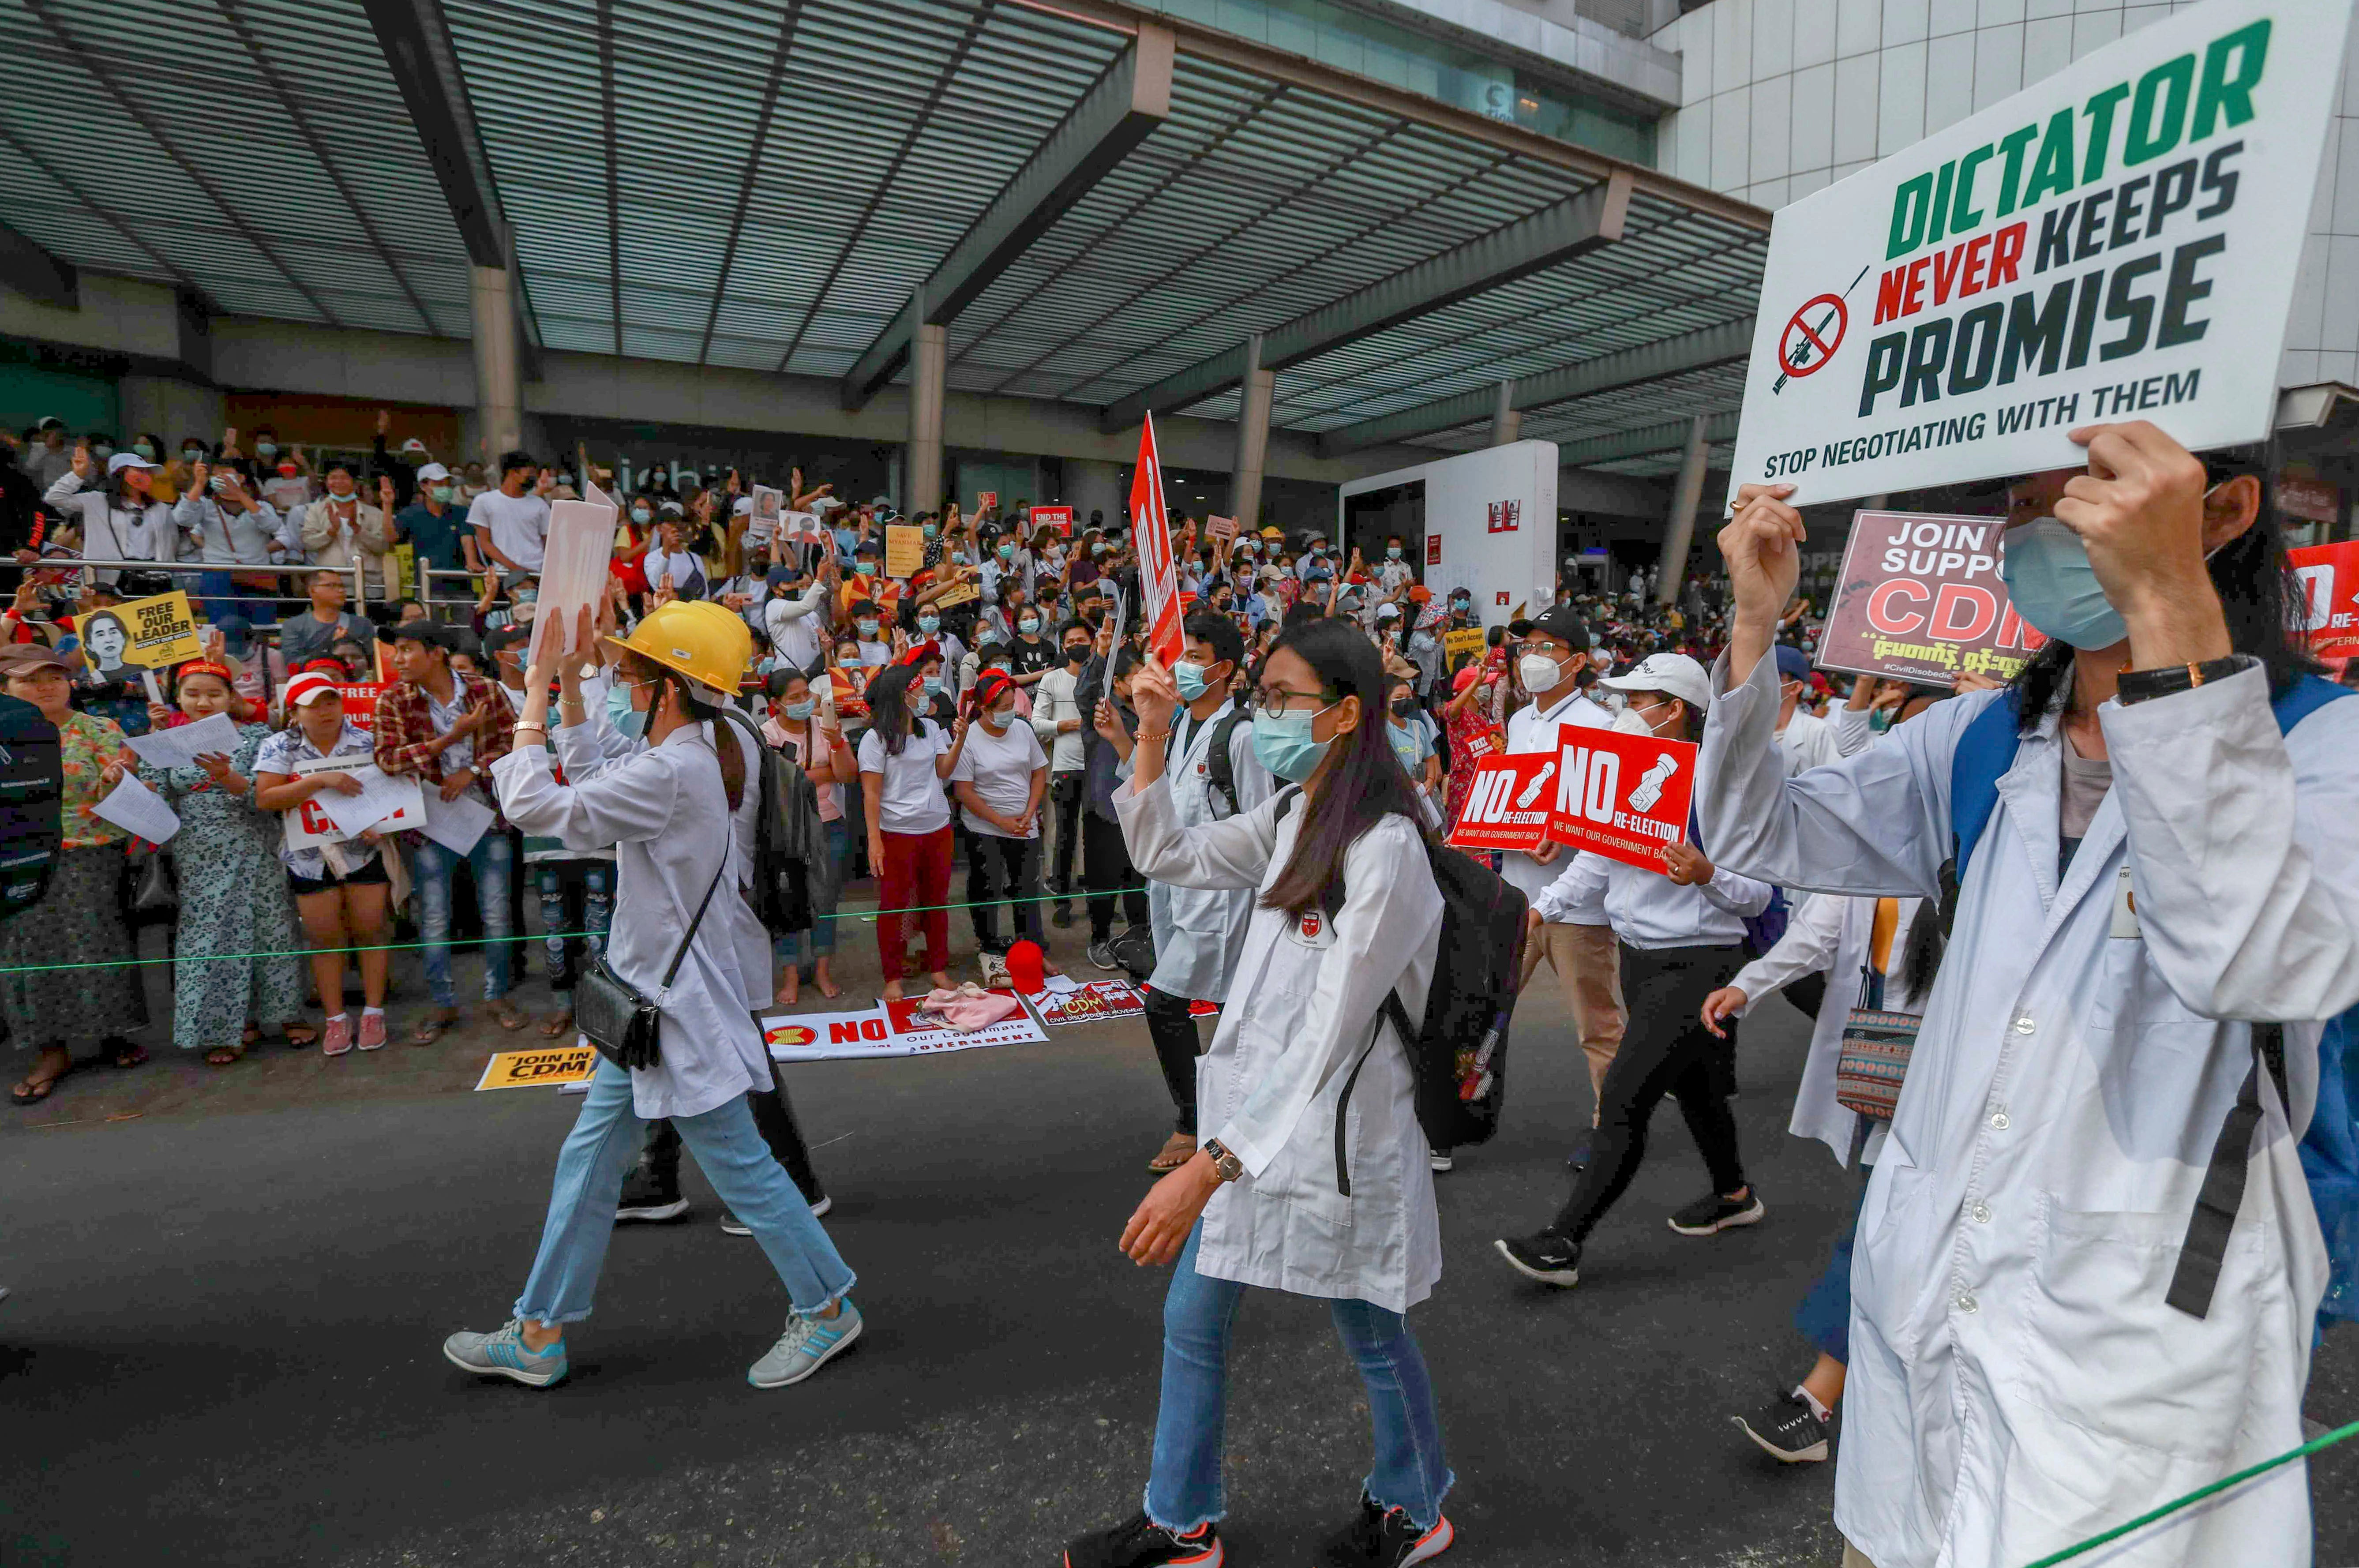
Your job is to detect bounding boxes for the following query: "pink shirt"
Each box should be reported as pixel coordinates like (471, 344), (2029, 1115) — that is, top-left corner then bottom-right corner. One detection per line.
(764, 716), (844, 822)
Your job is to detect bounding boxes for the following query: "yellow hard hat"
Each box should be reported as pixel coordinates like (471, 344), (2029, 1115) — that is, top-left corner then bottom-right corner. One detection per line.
(604, 599), (752, 697)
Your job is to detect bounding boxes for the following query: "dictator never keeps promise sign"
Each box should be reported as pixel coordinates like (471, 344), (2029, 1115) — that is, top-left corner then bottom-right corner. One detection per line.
(1727, 0), (2352, 505)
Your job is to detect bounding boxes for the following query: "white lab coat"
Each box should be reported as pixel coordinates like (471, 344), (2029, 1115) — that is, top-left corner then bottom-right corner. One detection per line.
(1115, 777), (1441, 1313)
(490, 719), (770, 1121)
(1697, 654), (2359, 1568)
(1134, 698), (1274, 1003)
(1724, 891), (1933, 1168)
(1775, 699), (1870, 774)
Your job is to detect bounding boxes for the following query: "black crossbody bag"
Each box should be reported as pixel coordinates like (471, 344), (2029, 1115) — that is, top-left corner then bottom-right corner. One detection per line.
(574, 855), (728, 1073)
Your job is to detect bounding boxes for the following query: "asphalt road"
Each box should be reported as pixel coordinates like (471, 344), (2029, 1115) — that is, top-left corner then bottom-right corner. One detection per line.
(4, 951), (2355, 1568)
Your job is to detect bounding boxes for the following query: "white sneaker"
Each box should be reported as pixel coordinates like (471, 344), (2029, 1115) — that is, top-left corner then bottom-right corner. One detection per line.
(747, 1300), (862, 1388)
(1429, 1149), (1455, 1173)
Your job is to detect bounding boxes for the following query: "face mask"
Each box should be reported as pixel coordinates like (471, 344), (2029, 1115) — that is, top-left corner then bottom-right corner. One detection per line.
(134, 442), (157, 461)
(631, 506), (651, 523)
(978, 628), (1001, 646)
(1173, 660), (1211, 701)
(1092, 544), (1109, 557)
(1065, 645), (1088, 664)
(1519, 652), (1567, 692)
(1998, 516), (2127, 648)
(1612, 704), (1658, 736)
(998, 544), (1013, 561)
(255, 441), (277, 458)
(923, 675), (944, 694)
(1387, 546), (1402, 560)
(1018, 615), (1039, 634)
(922, 524), (939, 540)
(918, 614), (940, 634)
(1251, 705), (1333, 784)
(430, 484), (454, 504)
(606, 679), (648, 739)
(91, 443), (113, 461)
(857, 619), (879, 638)
(1391, 696), (1418, 718)
(514, 587), (537, 604)
(985, 705), (1014, 729)
(1451, 598), (1470, 613)
(182, 449), (205, 462)
(782, 699), (815, 722)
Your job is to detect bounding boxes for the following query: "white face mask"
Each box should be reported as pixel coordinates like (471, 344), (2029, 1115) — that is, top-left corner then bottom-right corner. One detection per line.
(1612, 705), (1656, 735)
(1519, 652), (1567, 692)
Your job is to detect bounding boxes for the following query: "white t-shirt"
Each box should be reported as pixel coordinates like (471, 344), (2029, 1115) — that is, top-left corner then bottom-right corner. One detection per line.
(857, 720), (952, 835)
(467, 489), (550, 573)
(949, 716), (1047, 837)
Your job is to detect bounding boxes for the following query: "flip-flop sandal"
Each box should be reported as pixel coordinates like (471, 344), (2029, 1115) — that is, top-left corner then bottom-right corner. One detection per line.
(103, 1038), (147, 1069)
(409, 1014), (454, 1047)
(283, 1024), (319, 1048)
(206, 1045), (246, 1067)
(240, 1026), (263, 1047)
(489, 1002), (530, 1032)
(11, 1061), (73, 1105)
(537, 1010), (574, 1038)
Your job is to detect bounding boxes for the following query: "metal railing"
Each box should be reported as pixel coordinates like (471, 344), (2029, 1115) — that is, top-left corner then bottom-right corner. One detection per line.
(53, 557), (368, 627)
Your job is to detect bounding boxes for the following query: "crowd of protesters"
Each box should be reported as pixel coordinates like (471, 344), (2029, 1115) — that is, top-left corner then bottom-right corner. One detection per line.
(7, 405), (2359, 1568)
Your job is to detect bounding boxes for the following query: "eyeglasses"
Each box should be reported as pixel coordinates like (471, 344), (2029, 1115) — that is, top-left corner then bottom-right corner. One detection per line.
(1255, 684), (1331, 713)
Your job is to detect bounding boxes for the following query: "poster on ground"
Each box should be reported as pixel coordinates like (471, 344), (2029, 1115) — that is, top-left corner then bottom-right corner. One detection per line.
(1031, 978), (1147, 1025)
(1445, 754), (1557, 854)
(2290, 539), (2359, 658)
(1726, 0), (2354, 506)
(1817, 509), (2045, 685)
(761, 998), (1048, 1060)
(476, 1043), (599, 1090)
(1543, 728), (1697, 873)
(111, 590), (203, 669)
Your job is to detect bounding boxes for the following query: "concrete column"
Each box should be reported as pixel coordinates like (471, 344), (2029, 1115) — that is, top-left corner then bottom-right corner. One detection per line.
(1228, 333), (1274, 528)
(1656, 413), (1711, 607)
(1064, 458), (1125, 534)
(908, 319), (947, 516)
(1489, 379), (1521, 446)
(469, 264), (522, 467)
(117, 375), (223, 450)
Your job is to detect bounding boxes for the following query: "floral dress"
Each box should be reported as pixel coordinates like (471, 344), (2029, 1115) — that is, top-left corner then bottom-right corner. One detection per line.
(0, 709), (149, 1047)
(139, 723), (305, 1053)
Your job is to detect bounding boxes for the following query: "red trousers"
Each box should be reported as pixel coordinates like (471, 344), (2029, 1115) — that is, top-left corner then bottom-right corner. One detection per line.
(876, 825), (953, 978)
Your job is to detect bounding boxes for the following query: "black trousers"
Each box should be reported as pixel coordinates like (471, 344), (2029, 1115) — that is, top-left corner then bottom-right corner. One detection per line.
(642, 1065), (823, 1204)
(965, 830), (1044, 954)
(1082, 810), (1148, 940)
(1048, 771), (1086, 907)
(1550, 943), (1748, 1242)
(1142, 986), (1208, 1135)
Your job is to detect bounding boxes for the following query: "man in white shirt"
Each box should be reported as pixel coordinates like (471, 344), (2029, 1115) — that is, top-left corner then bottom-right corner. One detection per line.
(1032, 619), (1094, 927)
(466, 450), (550, 575)
(1502, 604), (1625, 1106)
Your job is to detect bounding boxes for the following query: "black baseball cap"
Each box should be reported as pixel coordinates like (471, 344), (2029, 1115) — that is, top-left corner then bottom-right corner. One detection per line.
(1507, 603), (1592, 649)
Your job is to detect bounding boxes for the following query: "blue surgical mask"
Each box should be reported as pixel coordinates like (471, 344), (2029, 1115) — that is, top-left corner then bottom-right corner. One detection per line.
(923, 675), (944, 694)
(255, 441), (278, 458)
(1173, 660), (1210, 701)
(1999, 517), (2126, 649)
(857, 618), (879, 638)
(1017, 615), (1039, 634)
(606, 679), (648, 739)
(1387, 546), (1402, 559)
(918, 614), (940, 633)
(1251, 705), (1332, 783)
(782, 699), (815, 721)
(998, 543), (1013, 560)
(923, 523), (939, 540)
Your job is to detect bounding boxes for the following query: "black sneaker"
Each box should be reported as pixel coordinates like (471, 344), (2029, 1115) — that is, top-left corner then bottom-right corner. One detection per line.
(1493, 1230), (1581, 1287)
(1088, 939), (1119, 972)
(1565, 1133), (1591, 1172)
(1063, 1511), (1222, 1568)
(1668, 1189), (1766, 1236)
(1733, 1390), (1829, 1463)
(1052, 902), (1075, 928)
(1322, 1491), (1454, 1567)
(615, 1167), (690, 1223)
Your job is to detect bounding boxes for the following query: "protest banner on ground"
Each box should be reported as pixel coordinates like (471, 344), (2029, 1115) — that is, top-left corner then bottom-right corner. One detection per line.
(112, 591), (202, 668)
(885, 525), (924, 578)
(475, 1043), (598, 1091)
(335, 681), (386, 732)
(1817, 509), (2045, 685)
(762, 998), (1049, 1059)
(1031, 504), (1074, 536)
(1726, 0), (2353, 505)
(2291, 540), (2359, 658)
(884, 992), (1047, 1051)
(1543, 728), (1698, 873)
(1031, 978), (1147, 1025)
(1446, 753), (1557, 854)
(1129, 413), (1184, 663)
(1442, 626), (1487, 666)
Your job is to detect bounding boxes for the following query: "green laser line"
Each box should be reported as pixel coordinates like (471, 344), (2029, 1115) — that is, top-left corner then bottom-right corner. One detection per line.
(0, 889), (1099, 973)
(2021, 1418), (2359, 1568)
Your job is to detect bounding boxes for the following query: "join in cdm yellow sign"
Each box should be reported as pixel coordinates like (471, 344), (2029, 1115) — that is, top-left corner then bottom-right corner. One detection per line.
(474, 1043), (598, 1091)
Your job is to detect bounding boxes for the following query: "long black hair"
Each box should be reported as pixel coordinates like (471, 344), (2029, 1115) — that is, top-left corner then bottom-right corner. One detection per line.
(865, 662), (927, 756)
(1260, 617), (1429, 919)
(2011, 457), (2320, 733)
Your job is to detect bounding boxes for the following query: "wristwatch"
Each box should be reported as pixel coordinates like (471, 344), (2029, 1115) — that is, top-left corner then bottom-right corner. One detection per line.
(1201, 1137), (1244, 1183)
(2115, 654), (2253, 705)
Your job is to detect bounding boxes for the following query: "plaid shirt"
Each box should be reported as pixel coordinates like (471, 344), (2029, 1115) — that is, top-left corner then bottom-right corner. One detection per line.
(372, 671), (518, 829)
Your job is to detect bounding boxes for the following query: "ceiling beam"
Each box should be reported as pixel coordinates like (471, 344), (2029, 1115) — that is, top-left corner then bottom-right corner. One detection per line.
(361, 0), (542, 375)
(1099, 169), (1632, 433)
(1558, 408), (1740, 467)
(0, 219), (78, 311)
(1317, 316), (1754, 455)
(840, 23), (1175, 411)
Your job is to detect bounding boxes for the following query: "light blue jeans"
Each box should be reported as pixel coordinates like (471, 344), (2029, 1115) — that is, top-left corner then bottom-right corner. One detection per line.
(515, 1059), (856, 1324)
(1145, 1225), (1453, 1532)
(405, 831), (513, 1007)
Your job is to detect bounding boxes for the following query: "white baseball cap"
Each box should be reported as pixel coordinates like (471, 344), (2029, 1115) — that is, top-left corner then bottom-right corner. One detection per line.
(416, 461), (451, 482)
(107, 451), (159, 475)
(732, 496), (754, 517)
(398, 437), (431, 455)
(1597, 652), (1713, 712)
(1376, 601), (1401, 620)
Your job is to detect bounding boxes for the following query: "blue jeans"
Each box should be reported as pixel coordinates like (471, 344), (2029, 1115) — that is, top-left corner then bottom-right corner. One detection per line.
(405, 831), (514, 1007)
(515, 1059), (855, 1324)
(1795, 1165), (1871, 1363)
(535, 859), (614, 986)
(774, 818), (851, 964)
(1146, 1225), (1452, 1532)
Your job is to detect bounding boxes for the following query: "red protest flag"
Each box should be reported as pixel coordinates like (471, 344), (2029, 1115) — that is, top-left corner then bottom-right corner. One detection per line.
(1130, 412), (1184, 665)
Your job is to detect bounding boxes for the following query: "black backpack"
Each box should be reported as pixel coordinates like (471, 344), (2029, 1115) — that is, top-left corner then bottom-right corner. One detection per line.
(718, 708), (814, 934)
(0, 694), (59, 924)
(1274, 790), (1529, 1151)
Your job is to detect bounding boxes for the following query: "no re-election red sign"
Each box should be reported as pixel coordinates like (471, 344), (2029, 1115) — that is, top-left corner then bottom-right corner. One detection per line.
(1543, 727), (1698, 874)
(1446, 754), (1555, 854)
(2290, 540), (2359, 658)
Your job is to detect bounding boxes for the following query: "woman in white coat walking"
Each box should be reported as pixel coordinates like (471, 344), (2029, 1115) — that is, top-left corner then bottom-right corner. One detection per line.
(442, 600), (862, 1393)
(1707, 423), (2359, 1568)
(1065, 618), (1453, 1568)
